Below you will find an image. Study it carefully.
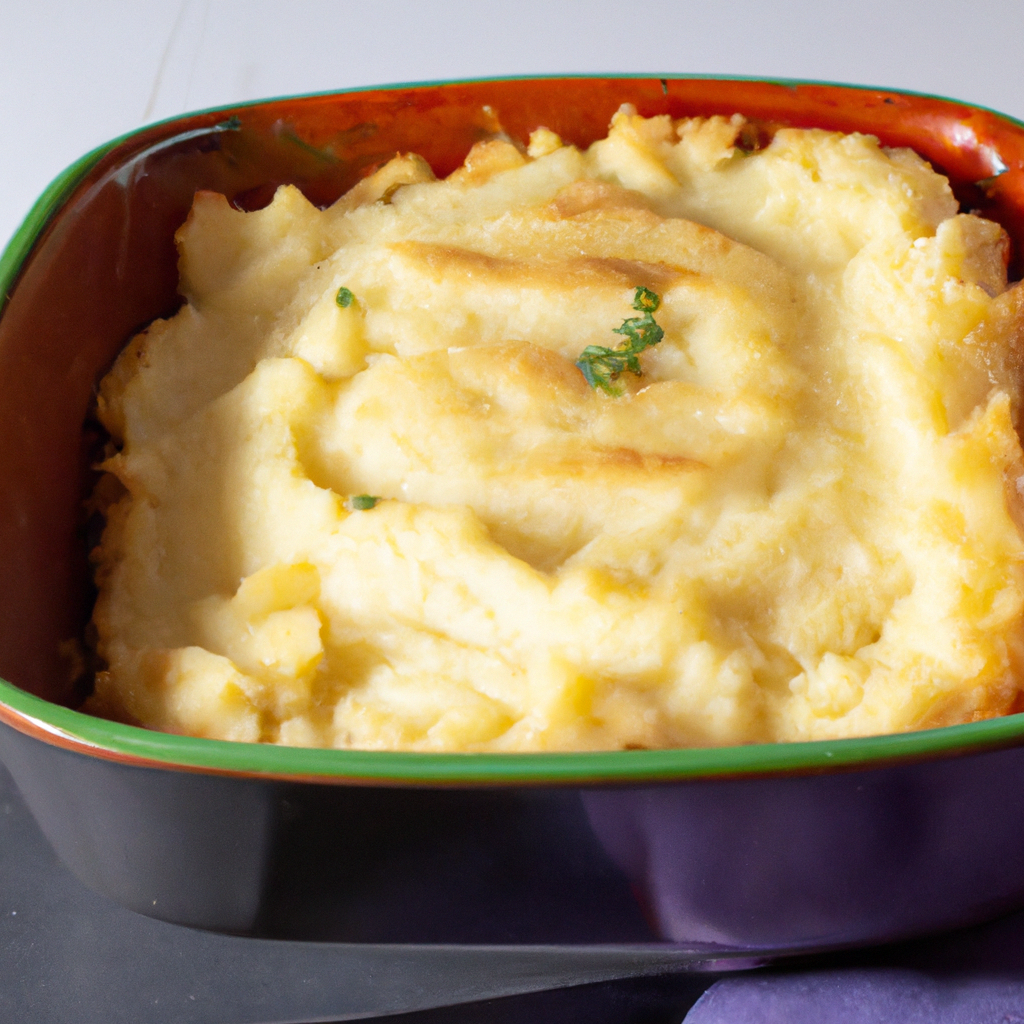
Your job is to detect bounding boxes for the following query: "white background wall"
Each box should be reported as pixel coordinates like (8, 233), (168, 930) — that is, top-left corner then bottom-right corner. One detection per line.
(2, 0), (1022, 247)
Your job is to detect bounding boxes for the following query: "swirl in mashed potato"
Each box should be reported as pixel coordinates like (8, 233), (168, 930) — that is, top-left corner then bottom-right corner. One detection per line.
(86, 108), (1024, 750)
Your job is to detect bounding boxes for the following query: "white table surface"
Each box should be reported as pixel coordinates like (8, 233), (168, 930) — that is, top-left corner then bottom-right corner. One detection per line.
(2, 0), (1023, 249)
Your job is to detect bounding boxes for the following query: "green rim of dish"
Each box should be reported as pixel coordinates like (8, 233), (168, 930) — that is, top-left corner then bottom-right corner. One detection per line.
(2, 74), (1023, 783)
(1, 671), (1023, 781)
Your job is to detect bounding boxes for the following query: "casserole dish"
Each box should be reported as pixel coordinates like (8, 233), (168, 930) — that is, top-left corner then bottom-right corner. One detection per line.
(0, 75), (1023, 950)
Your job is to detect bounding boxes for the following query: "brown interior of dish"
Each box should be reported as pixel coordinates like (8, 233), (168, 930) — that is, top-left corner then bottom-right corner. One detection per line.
(1, 76), (1022, 707)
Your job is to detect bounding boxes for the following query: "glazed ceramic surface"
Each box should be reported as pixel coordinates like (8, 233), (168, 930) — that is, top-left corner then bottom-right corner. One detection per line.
(1, 76), (1023, 951)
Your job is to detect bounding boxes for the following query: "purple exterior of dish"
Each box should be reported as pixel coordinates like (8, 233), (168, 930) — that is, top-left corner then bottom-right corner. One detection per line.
(2, 713), (1023, 949)
(0, 719), (659, 941)
(584, 746), (1024, 948)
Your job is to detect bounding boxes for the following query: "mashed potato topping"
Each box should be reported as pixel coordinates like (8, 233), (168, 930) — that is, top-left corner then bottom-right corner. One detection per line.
(87, 108), (1024, 750)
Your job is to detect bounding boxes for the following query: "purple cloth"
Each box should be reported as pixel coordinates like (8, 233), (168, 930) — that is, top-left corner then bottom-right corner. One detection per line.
(686, 970), (1024, 1023)
(685, 910), (1024, 1023)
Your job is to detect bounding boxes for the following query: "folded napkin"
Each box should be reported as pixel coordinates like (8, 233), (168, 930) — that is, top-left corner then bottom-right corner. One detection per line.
(686, 909), (1024, 1023)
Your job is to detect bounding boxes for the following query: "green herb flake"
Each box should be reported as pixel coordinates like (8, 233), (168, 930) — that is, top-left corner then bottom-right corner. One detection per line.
(631, 286), (661, 313)
(349, 494), (379, 511)
(335, 287), (355, 308)
(576, 286), (665, 395)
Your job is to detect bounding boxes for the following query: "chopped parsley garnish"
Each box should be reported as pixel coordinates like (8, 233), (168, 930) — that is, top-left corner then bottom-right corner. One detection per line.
(335, 287), (355, 308)
(349, 494), (379, 510)
(576, 286), (664, 395)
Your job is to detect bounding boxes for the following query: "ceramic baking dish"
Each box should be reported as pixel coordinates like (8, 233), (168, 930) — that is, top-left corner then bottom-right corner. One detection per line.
(0, 76), (1022, 951)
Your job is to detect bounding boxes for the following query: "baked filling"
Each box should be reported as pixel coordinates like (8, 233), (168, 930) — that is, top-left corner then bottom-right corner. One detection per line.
(86, 108), (1024, 750)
